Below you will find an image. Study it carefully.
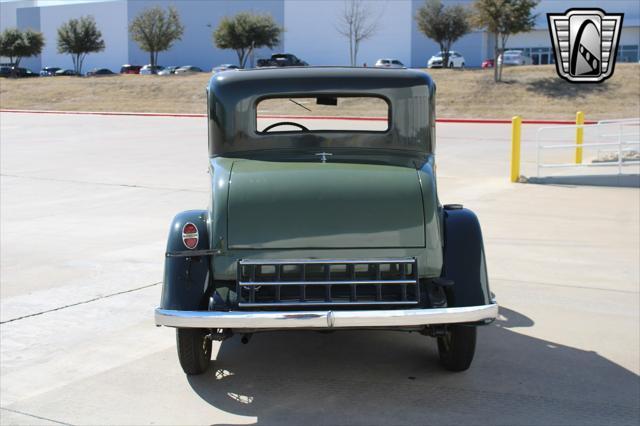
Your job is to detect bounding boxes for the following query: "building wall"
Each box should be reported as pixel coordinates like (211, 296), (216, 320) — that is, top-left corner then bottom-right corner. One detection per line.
(0, 0), (35, 30)
(37, 0), (128, 73)
(283, 0), (412, 67)
(15, 5), (40, 70)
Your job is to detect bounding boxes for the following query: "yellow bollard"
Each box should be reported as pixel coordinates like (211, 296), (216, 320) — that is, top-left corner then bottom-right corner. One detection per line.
(510, 115), (522, 183)
(575, 111), (584, 164)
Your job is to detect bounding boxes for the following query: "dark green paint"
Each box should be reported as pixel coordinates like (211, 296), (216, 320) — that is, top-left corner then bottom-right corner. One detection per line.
(227, 160), (425, 249)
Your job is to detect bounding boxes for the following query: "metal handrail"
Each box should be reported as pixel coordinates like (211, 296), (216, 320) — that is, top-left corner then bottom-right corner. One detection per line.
(536, 119), (640, 177)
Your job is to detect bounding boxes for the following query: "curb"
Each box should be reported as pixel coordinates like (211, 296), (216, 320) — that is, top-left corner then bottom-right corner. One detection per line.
(0, 109), (597, 124)
(0, 109), (205, 118)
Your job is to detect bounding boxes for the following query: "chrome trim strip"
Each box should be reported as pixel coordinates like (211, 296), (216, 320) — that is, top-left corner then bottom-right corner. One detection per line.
(155, 304), (499, 329)
(239, 279), (417, 286)
(165, 249), (216, 257)
(238, 300), (419, 308)
(239, 258), (415, 265)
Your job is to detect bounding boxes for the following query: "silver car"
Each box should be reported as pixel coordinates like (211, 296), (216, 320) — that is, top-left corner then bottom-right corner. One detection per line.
(140, 64), (165, 75)
(158, 66), (179, 76)
(175, 65), (203, 75)
(374, 58), (405, 68)
(499, 50), (533, 66)
(427, 51), (465, 68)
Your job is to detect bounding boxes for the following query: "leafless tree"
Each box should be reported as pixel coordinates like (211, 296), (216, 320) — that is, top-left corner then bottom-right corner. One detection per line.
(336, 0), (381, 66)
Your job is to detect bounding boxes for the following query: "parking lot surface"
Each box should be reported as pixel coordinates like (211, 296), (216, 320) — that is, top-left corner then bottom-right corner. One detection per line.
(1, 112), (638, 425)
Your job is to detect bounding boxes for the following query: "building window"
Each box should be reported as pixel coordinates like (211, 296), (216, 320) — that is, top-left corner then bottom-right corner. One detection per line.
(617, 45), (639, 63)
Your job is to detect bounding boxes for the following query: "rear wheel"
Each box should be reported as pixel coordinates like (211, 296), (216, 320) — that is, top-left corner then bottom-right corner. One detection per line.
(176, 328), (212, 375)
(437, 324), (476, 371)
(448, 62), (454, 68)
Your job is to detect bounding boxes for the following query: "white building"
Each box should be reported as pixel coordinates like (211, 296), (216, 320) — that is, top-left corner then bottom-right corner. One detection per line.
(1, 0), (638, 72)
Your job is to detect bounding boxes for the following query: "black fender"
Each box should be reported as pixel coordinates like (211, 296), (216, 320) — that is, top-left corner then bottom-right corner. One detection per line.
(441, 207), (492, 307)
(159, 210), (212, 311)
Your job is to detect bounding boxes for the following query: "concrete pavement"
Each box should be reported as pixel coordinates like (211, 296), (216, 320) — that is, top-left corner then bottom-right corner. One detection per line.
(0, 113), (638, 425)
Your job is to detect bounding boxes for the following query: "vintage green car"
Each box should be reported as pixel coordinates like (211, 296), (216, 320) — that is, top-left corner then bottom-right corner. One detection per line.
(155, 67), (498, 375)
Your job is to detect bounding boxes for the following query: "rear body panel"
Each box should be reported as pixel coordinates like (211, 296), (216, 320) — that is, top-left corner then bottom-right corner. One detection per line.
(228, 159), (425, 249)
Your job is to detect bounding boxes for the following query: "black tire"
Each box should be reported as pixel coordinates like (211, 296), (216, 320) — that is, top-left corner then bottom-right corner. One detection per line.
(448, 62), (454, 68)
(461, 62), (465, 69)
(176, 328), (212, 375)
(437, 325), (477, 371)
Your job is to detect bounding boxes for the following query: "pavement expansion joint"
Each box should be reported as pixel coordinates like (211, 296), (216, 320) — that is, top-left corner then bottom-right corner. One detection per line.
(0, 407), (72, 426)
(0, 282), (161, 325)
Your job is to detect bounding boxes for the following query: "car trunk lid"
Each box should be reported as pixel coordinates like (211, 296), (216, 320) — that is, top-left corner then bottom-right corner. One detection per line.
(227, 160), (425, 249)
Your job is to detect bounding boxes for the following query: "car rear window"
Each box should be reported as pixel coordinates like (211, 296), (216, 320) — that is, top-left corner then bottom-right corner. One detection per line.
(256, 96), (390, 133)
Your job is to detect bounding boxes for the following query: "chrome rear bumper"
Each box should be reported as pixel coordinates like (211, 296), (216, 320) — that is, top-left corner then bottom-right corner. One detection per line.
(155, 303), (498, 329)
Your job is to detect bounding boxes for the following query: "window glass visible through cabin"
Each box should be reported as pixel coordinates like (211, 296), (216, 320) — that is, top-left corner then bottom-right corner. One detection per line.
(256, 96), (390, 133)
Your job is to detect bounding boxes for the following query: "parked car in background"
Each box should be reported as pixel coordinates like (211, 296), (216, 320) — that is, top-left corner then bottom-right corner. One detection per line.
(212, 64), (239, 73)
(139, 64), (165, 75)
(40, 67), (61, 76)
(374, 58), (405, 68)
(0, 66), (12, 78)
(86, 68), (115, 76)
(481, 59), (494, 69)
(12, 67), (38, 77)
(427, 51), (465, 68)
(55, 69), (78, 76)
(257, 53), (308, 67)
(175, 65), (203, 75)
(498, 50), (533, 66)
(158, 66), (179, 76)
(120, 64), (142, 74)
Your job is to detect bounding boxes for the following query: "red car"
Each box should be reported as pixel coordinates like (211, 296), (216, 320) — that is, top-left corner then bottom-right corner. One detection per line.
(120, 64), (142, 74)
(481, 59), (494, 69)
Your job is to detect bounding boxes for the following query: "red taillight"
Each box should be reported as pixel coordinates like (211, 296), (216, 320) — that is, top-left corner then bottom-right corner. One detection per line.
(182, 222), (199, 249)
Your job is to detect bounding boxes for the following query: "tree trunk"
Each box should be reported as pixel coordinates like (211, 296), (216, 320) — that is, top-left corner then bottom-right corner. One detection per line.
(498, 34), (509, 82)
(79, 54), (86, 76)
(236, 49), (244, 69)
(349, 33), (354, 66)
(9, 56), (18, 78)
(246, 46), (254, 69)
(150, 52), (154, 68)
(354, 41), (359, 67)
(441, 42), (449, 70)
(493, 32), (499, 82)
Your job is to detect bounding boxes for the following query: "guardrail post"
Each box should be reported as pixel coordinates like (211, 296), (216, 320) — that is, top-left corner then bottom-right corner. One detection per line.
(575, 111), (584, 164)
(510, 115), (522, 182)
